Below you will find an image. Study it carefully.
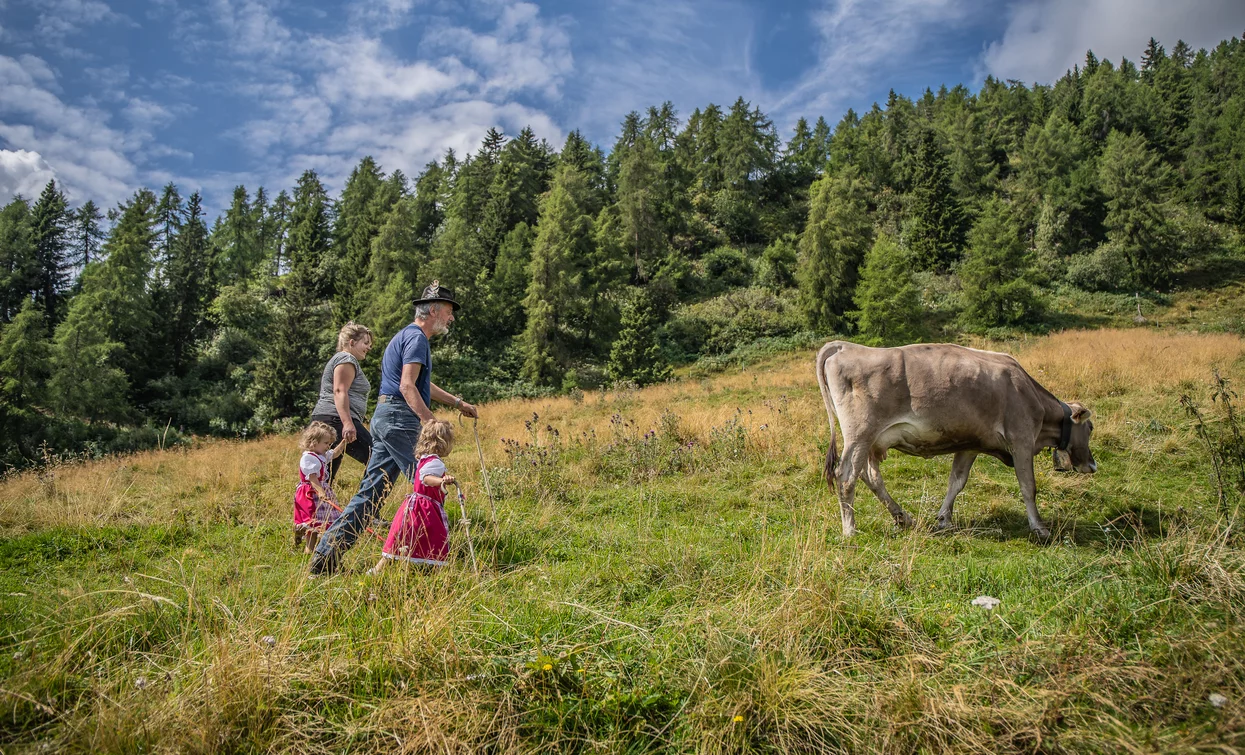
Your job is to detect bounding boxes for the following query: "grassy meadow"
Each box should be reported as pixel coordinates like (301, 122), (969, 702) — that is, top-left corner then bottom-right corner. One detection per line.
(1, 328), (1244, 753)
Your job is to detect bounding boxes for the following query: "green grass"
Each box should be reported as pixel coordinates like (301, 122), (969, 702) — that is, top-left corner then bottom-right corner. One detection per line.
(2, 337), (1244, 752)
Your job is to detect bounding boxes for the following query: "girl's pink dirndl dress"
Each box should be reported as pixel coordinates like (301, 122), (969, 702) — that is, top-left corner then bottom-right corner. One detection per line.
(381, 455), (450, 566)
(293, 450), (340, 533)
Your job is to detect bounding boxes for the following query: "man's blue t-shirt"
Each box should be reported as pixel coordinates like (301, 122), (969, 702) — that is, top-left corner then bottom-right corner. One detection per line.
(378, 324), (431, 410)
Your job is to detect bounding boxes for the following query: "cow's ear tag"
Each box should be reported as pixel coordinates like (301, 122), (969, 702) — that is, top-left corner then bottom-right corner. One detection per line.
(1052, 448), (1072, 471)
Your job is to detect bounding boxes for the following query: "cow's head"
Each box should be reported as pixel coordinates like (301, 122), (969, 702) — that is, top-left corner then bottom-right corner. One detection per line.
(1053, 403), (1097, 473)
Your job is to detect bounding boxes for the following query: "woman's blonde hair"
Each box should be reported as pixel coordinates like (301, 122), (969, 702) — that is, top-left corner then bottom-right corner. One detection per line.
(300, 421), (337, 451)
(415, 419), (455, 457)
(337, 321), (373, 352)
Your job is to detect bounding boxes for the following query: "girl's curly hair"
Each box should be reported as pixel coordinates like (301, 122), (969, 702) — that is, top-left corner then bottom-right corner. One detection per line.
(300, 421), (337, 451)
(415, 419), (455, 458)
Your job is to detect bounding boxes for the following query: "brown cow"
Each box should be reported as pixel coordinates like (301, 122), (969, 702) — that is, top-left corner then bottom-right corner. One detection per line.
(815, 340), (1096, 538)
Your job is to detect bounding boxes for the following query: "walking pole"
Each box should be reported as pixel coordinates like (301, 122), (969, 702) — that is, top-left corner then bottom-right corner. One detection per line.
(472, 417), (499, 526)
(450, 481), (479, 574)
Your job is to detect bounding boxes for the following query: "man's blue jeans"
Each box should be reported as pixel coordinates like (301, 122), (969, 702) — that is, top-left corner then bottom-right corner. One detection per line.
(310, 397), (421, 574)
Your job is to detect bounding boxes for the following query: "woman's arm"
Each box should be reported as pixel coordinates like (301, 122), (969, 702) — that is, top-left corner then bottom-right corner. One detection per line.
(332, 361), (357, 442)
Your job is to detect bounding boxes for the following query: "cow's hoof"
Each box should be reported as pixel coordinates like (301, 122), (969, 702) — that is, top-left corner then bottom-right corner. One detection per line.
(933, 517), (954, 532)
(893, 512), (914, 529)
(841, 526), (857, 538)
(1031, 527), (1052, 541)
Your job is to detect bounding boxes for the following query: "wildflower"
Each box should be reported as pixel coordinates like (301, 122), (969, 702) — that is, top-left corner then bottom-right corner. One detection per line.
(971, 595), (1001, 610)
(262, 635), (276, 648)
(733, 715), (744, 723)
(577, 669), (586, 674)
(1209, 693), (1228, 708)
(542, 663), (553, 671)
(134, 677), (148, 690)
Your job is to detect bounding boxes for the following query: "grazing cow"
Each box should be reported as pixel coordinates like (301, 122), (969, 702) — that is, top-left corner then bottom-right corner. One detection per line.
(814, 341), (1097, 538)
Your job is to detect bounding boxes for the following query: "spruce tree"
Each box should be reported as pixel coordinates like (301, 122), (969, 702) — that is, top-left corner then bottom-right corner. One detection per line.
(70, 199), (104, 270)
(215, 186), (261, 287)
(0, 297), (51, 424)
(958, 198), (1042, 330)
(251, 170), (332, 419)
(797, 170), (872, 332)
(1099, 129), (1172, 287)
(616, 137), (665, 281)
(0, 198), (34, 323)
(49, 288), (130, 423)
(333, 157), (385, 316)
(30, 180), (70, 326)
(850, 234), (925, 345)
(91, 189), (161, 393)
(166, 192), (212, 373)
(519, 165), (594, 386)
(607, 290), (670, 386)
(906, 129), (965, 271)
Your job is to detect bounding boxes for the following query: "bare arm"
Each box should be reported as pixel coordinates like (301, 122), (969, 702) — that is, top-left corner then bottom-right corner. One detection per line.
(421, 472), (456, 488)
(332, 362), (357, 442)
(430, 382), (479, 419)
(399, 362), (435, 422)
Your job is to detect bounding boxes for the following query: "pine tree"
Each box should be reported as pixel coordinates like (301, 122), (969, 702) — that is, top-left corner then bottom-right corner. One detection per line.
(30, 180), (70, 326)
(49, 288), (130, 423)
(264, 190), (292, 276)
(215, 186), (261, 287)
(69, 199), (104, 270)
(0, 197), (34, 323)
(251, 170), (333, 420)
(155, 182), (184, 267)
(607, 290), (670, 386)
(90, 189), (161, 393)
(616, 137), (665, 281)
(906, 129), (965, 271)
(1099, 129), (1173, 287)
(165, 192), (212, 373)
(333, 156), (385, 316)
(850, 234), (925, 345)
(798, 170), (872, 331)
(519, 165), (594, 386)
(286, 170), (334, 291)
(958, 198), (1042, 330)
(0, 297), (51, 419)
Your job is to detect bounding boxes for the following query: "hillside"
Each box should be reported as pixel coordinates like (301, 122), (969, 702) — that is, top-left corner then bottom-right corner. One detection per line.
(1, 328), (1243, 752)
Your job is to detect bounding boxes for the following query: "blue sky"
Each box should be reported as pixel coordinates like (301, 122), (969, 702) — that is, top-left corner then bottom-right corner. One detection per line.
(2, 0), (1244, 215)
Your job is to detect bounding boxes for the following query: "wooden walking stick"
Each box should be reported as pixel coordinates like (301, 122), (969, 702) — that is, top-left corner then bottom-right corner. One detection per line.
(450, 481), (479, 574)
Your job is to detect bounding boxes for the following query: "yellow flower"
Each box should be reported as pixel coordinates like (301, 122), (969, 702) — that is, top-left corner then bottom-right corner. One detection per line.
(577, 669), (586, 674)
(542, 663), (552, 671)
(733, 715), (744, 723)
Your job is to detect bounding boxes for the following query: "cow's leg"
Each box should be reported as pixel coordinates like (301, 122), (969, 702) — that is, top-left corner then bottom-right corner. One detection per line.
(836, 443), (869, 537)
(936, 451), (978, 530)
(1013, 451), (1051, 540)
(863, 453), (913, 528)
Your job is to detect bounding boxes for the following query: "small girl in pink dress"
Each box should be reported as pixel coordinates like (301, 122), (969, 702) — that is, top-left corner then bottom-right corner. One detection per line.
(370, 420), (456, 572)
(294, 421), (348, 554)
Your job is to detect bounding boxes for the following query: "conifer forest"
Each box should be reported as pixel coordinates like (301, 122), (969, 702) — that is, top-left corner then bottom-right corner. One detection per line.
(2, 36), (1244, 470)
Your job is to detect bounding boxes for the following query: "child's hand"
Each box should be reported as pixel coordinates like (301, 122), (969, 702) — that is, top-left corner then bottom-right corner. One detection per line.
(441, 475), (456, 488)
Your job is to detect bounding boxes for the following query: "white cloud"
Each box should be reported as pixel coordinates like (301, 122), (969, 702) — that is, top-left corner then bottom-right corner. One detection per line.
(980, 0), (1245, 84)
(193, 0), (573, 203)
(0, 149), (56, 200)
(32, 0), (121, 40)
(0, 53), (141, 204)
(568, 0), (761, 143)
(771, 0), (978, 119)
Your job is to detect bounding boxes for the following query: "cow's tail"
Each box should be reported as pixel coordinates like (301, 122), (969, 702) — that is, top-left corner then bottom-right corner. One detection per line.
(816, 341), (848, 493)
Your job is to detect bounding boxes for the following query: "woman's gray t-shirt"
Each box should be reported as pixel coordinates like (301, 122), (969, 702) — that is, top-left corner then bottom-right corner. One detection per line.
(312, 352), (371, 420)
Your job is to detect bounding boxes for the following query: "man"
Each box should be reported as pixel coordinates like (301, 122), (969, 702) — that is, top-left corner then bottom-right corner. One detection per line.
(309, 281), (478, 576)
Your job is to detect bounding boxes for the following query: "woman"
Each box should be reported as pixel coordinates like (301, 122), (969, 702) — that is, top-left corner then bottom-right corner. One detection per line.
(310, 322), (374, 485)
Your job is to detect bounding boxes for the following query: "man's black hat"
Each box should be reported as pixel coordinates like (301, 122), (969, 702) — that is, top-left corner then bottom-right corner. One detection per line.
(413, 279), (460, 312)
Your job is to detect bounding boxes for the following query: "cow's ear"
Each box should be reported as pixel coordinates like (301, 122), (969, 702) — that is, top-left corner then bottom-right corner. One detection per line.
(1069, 403), (1092, 424)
